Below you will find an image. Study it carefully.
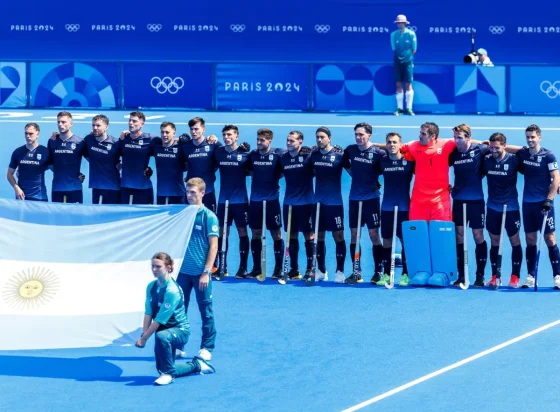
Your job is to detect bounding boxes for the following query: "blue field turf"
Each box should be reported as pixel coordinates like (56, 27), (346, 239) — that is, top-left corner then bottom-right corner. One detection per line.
(1, 110), (560, 411)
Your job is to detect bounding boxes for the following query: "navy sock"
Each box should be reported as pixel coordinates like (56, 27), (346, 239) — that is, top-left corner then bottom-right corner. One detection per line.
(548, 244), (560, 275)
(349, 243), (362, 271)
(335, 241), (346, 273)
(304, 240), (314, 270)
(512, 245), (523, 276)
(382, 247), (392, 275)
(289, 238), (300, 271)
(475, 240), (488, 275)
(401, 244), (408, 274)
(251, 238), (261, 272)
(239, 236), (249, 268)
(273, 239), (284, 270)
(373, 244), (384, 274)
(490, 245), (499, 276)
(317, 241), (326, 273)
(456, 243), (465, 279)
(526, 245), (537, 275)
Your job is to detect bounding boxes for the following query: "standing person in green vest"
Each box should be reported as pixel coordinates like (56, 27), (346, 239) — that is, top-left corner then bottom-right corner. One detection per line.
(391, 14), (417, 116)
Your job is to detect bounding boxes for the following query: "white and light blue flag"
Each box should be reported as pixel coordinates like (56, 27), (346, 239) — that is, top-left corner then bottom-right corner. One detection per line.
(0, 199), (198, 351)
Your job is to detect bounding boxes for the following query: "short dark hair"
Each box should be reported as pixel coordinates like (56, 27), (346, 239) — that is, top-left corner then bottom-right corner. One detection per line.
(222, 125), (239, 134)
(92, 114), (109, 126)
(25, 122), (40, 132)
(189, 117), (205, 128)
(525, 124), (541, 136)
(57, 111), (72, 119)
(257, 128), (273, 140)
(289, 130), (303, 141)
(386, 132), (402, 141)
(129, 111), (145, 122)
(160, 121), (176, 131)
(421, 122), (439, 138)
(354, 122), (372, 135)
(489, 132), (506, 145)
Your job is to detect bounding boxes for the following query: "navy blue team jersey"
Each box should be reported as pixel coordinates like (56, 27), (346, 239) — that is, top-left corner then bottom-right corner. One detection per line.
(214, 146), (250, 204)
(483, 152), (520, 211)
(306, 148), (349, 206)
(345, 144), (385, 200)
(181, 139), (222, 194)
(516, 147), (559, 202)
(83, 134), (121, 191)
(247, 148), (284, 201)
(152, 140), (186, 197)
(9, 145), (51, 200)
(280, 150), (314, 205)
(120, 132), (155, 190)
(449, 143), (489, 201)
(379, 156), (415, 211)
(48, 135), (86, 192)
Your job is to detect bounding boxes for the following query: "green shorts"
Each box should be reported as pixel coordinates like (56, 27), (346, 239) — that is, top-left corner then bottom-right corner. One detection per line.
(393, 60), (414, 83)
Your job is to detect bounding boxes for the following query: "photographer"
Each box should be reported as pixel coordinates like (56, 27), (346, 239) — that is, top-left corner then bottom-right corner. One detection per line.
(476, 48), (494, 67)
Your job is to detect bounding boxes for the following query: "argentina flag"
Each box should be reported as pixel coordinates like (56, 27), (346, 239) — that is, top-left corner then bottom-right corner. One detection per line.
(0, 199), (197, 351)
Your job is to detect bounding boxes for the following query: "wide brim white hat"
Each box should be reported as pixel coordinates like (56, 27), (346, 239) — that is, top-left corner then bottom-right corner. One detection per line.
(394, 14), (410, 24)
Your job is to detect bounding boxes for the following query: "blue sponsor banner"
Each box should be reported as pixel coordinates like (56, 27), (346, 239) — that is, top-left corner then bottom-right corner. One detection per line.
(216, 64), (309, 110)
(454, 65), (506, 113)
(122, 63), (212, 109)
(313, 64), (455, 113)
(509, 66), (560, 114)
(2, 1), (560, 64)
(30, 62), (118, 108)
(0, 62), (26, 108)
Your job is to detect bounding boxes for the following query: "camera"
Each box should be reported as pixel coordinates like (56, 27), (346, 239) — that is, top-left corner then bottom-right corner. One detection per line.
(463, 51), (480, 64)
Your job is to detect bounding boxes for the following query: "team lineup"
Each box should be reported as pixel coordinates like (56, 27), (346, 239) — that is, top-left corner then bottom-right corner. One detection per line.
(7, 111), (560, 290)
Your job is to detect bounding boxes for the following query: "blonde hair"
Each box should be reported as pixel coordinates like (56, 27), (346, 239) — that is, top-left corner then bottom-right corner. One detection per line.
(186, 177), (206, 192)
(452, 124), (471, 137)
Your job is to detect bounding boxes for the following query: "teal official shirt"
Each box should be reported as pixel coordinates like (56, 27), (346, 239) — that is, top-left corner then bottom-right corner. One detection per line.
(179, 206), (219, 276)
(391, 28), (417, 63)
(145, 277), (190, 330)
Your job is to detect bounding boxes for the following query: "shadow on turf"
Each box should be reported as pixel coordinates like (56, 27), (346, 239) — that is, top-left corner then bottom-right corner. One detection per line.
(0, 355), (202, 386)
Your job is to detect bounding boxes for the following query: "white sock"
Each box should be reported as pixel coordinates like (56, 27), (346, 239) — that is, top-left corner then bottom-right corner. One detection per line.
(396, 92), (404, 110)
(405, 90), (414, 110)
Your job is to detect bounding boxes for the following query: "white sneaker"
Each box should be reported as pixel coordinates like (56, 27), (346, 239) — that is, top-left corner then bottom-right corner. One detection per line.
(316, 269), (328, 282)
(334, 271), (345, 284)
(175, 348), (187, 358)
(521, 275), (535, 288)
(154, 373), (174, 386)
(195, 357), (216, 375)
(198, 348), (212, 361)
(554, 275), (560, 289)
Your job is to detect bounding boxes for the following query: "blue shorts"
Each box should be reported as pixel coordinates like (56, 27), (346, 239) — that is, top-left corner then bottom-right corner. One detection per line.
(157, 195), (184, 205)
(349, 198), (381, 229)
(312, 204), (344, 232)
(249, 199), (282, 230)
(486, 207), (521, 237)
(283, 203), (313, 233)
(218, 202), (248, 227)
(93, 189), (121, 204)
(121, 187), (154, 204)
(394, 60), (414, 83)
(381, 210), (409, 239)
(452, 199), (485, 229)
(523, 201), (555, 234)
(52, 190), (83, 204)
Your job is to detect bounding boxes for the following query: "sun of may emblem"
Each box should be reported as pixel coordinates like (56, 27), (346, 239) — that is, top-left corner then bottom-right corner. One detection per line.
(2, 267), (60, 310)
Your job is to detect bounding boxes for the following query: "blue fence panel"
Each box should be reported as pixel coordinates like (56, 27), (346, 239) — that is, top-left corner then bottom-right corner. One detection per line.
(509, 66), (560, 114)
(3, 1), (560, 64)
(0, 62), (26, 108)
(216, 64), (309, 110)
(122, 63), (213, 109)
(30, 62), (119, 108)
(454, 66), (507, 113)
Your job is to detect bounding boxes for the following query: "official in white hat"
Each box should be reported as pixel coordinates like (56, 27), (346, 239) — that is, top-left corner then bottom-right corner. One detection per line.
(391, 14), (417, 115)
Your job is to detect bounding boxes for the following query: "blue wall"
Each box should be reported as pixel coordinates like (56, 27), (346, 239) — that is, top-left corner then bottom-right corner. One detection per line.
(2, 0), (560, 64)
